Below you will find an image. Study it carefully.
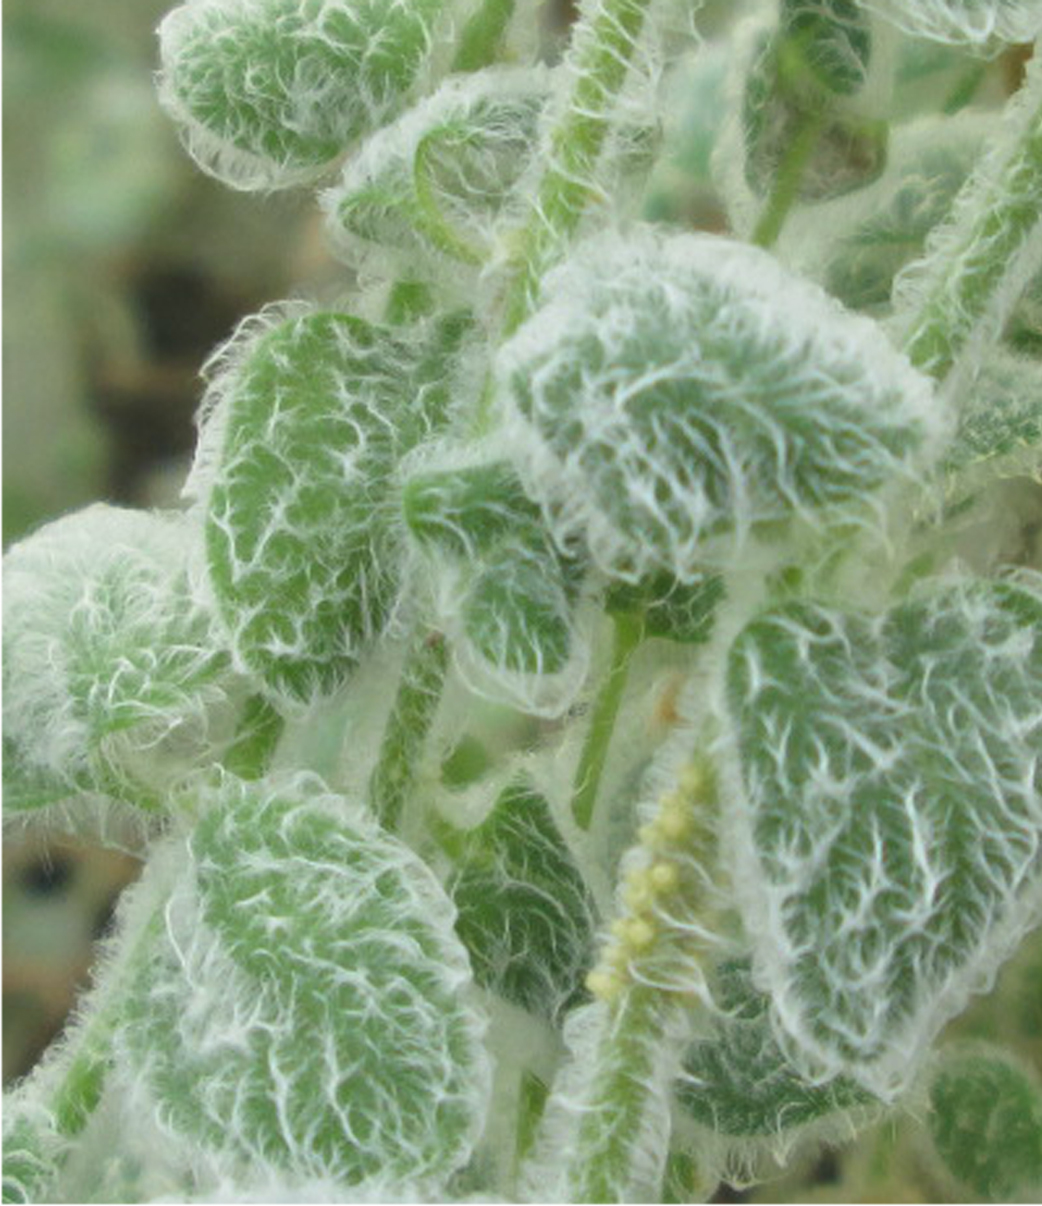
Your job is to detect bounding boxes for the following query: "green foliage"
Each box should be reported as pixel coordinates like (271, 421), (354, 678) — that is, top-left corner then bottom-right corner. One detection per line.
(928, 1046), (1042, 1201)
(2, 506), (236, 806)
(725, 573), (1042, 1095)
(446, 781), (596, 1021)
(605, 572), (725, 645)
(678, 960), (875, 1140)
(498, 227), (946, 579)
(119, 773), (489, 1192)
(194, 308), (468, 705)
(158, 0), (452, 189)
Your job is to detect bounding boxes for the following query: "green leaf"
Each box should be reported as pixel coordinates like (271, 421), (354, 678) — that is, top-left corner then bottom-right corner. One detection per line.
(606, 572), (725, 645)
(498, 228), (946, 580)
(724, 573), (1042, 1096)
(119, 772), (489, 1192)
(928, 1046), (1042, 1201)
(824, 114), (987, 311)
(943, 350), (1042, 493)
(2, 505), (235, 804)
(158, 0), (449, 190)
(194, 308), (468, 705)
(448, 781), (597, 1022)
(325, 69), (547, 271)
(678, 960), (875, 1139)
(402, 461), (543, 560)
(779, 0), (873, 97)
(1, 1109), (62, 1205)
(2, 737), (75, 816)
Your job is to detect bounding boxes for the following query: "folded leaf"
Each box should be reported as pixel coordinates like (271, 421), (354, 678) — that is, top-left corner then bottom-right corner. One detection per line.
(2, 505), (235, 805)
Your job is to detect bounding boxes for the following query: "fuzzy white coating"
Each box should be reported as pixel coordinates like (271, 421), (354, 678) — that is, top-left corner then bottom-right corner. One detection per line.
(2, 504), (239, 804)
(497, 226), (949, 582)
(717, 569), (1042, 1099)
(157, 0), (453, 191)
(116, 772), (492, 1194)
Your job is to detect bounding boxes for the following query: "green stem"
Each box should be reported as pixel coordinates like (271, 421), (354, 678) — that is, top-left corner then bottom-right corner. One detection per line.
(751, 108), (825, 249)
(571, 612), (643, 831)
(451, 0), (517, 73)
(559, 757), (718, 1200)
(902, 60), (1042, 382)
(499, 0), (656, 336)
(567, 985), (687, 1202)
(368, 630), (450, 832)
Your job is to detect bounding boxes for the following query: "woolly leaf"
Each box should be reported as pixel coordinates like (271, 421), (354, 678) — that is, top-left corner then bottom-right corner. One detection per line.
(724, 574), (1042, 1096)
(1, 1110), (62, 1205)
(928, 1046), (1042, 1201)
(498, 228), (946, 580)
(860, 0), (1042, 45)
(448, 780), (596, 1021)
(779, 0), (873, 97)
(2, 505), (235, 804)
(119, 772), (489, 1191)
(605, 572), (725, 645)
(461, 538), (578, 678)
(157, 0), (451, 190)
(193, 308), (467, 706)
(824, 115), (988, 311)
(2, 737), (73, 816)
(677, 959), (875, 1139)
(402, 460), (543, 560)
(324, 69), (546, 272)
(943, 350), (1042, 489)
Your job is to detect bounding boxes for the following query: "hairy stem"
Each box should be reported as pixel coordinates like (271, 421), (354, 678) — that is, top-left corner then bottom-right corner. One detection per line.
(901, 53), (1042, 383)
(369, 630), (449, 832)
(571, 612), (643, 831)
(452, 0), (517, 72)
(560, 758), (718, 1200)
(751, 108), (825, 249)
(500, 0), (658, 336)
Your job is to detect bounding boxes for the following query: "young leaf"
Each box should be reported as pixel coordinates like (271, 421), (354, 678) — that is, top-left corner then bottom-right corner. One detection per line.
(157, 0), (454, 190)
(190, 307), (468, 706)
(403, 457), (588, 711)
(942, 349), (1042, 494)
(403, 460), (543, 560)
(118, 772), (490, 1192)
(2, 505), (236, 806)
(822, 113), (989, 311)
(447, 780), (597, 1022)
(497, 227), (947, 581)
(677, 959), (876, 1141)
(928, 1045), (1042, 1201)
(723, 572), (1042, 1097)
(323, 69), (547, 274)
(605, 572), (725, 646)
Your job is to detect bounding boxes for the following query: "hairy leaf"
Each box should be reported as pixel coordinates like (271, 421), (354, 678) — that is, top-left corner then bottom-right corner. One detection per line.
(2, 505), (234, 804)
(498, 228), (946, 580)
(193, 308), (467, 705)
(158, 0), (450, 190)
(677, 960), (875, 1139)
(448, 781), (596, 1021)
(725, 574), (1042, 1096)
(119, 773), (490, 1191)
